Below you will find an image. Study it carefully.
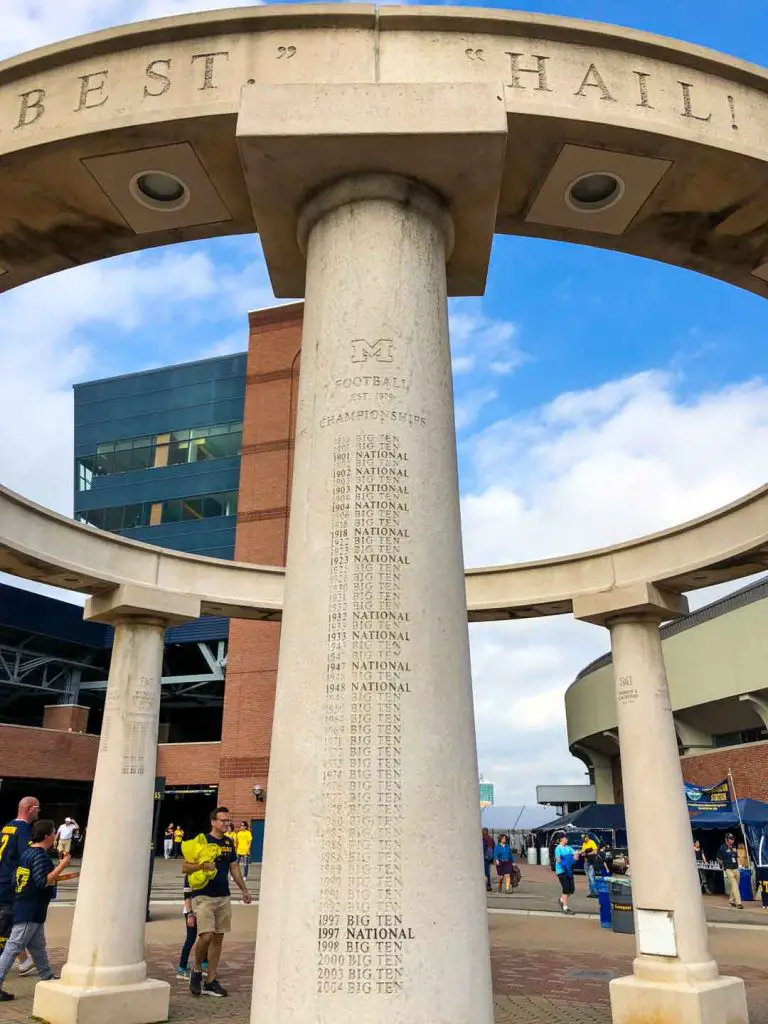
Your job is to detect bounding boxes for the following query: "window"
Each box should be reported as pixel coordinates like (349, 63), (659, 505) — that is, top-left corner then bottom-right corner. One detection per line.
(76, 422), (241, 488)
(78, 490), (238, 533)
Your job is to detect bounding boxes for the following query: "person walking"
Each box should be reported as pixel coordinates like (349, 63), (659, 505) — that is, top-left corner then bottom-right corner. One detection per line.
(494, 834), (515, 894)
(164, 824), (175, 860)
(717, 833), (743, 909)
(580, 833), (598, 897)
(235, 822), (252, 881)
(555, 835), (576, 914)
(482, 828), (494, 892)
(54, 819), (78, 857)
(0, 796), (40, 975)
(184, 807), (251, 998)
(173, 824), (185, 859)
(0, 819), (72, 1002)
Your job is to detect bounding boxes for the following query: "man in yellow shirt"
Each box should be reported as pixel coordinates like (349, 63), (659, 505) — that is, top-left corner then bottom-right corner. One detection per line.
(235, 821), (253, 880)
(581, 834), (599, 897)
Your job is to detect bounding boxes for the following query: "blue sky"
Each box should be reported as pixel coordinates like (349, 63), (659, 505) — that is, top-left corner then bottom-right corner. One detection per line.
(2, 0), (768, 803)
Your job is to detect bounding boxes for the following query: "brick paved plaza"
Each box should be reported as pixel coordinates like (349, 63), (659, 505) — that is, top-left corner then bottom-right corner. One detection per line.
(2, 892), (767, 1024)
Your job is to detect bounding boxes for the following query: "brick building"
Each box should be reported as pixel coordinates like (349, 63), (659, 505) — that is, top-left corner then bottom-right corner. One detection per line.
(566, 578), (768, 806)
(0, 304), (303, 854)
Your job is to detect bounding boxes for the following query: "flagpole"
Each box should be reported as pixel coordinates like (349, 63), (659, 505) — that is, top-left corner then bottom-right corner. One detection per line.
(728, 768), (751, 870)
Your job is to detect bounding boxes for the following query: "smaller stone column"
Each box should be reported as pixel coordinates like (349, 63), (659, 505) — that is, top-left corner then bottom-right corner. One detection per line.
(574, 583), (748, 1024)
(34, 585), (199, 1024)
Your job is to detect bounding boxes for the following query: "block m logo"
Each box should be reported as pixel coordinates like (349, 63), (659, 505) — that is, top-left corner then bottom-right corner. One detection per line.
(350, 338), (394, 364)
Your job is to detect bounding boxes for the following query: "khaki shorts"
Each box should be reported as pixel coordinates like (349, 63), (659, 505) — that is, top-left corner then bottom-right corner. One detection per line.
(192, 895), (232, 934)
(57, 839), (72, 855)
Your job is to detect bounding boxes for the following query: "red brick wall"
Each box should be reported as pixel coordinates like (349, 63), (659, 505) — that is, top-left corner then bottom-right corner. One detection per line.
(611, 742), (768, 803)
(681, 742), (768, 801)
(219, 302), (303, 821)
(43, 704), (89, 733)
(157, 742), (221, 786)
(0, 723), (98, 779)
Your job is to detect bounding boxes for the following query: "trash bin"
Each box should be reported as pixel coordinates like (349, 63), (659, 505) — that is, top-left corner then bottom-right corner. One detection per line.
(539, 847), (550, 867)
(609, 878), (634, 934)
(739, 867), (754, 903)
(595, 876), (612, 929)
(527, 846), (537, 866)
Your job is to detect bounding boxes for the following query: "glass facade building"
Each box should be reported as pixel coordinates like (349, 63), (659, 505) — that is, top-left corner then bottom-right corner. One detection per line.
(73, 354), (246, 560)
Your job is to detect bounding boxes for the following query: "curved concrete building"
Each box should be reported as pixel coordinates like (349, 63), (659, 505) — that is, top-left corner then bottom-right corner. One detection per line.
(567, 578), (768, 804)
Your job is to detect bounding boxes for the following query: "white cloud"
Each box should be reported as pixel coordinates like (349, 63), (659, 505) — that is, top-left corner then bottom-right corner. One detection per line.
(465, 370), (768, 803)
(449, 301), (524, 378)
(0, 0), (265, 59)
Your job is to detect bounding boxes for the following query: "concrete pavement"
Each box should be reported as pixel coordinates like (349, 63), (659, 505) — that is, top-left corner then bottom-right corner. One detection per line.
(2, 873), (768, 1024)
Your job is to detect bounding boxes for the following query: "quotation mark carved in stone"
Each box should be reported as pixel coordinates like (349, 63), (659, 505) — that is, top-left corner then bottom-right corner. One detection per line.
(465, 48), (485, 61)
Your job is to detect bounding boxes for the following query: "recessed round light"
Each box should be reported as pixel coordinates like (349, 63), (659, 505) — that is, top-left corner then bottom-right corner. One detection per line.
(129, 170), (189, 211)
(565, 172), (624, 213)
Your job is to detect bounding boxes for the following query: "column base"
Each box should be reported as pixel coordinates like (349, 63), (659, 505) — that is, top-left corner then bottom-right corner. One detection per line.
(610, 973), (748, 1024)
(32, 977), (170, 1024)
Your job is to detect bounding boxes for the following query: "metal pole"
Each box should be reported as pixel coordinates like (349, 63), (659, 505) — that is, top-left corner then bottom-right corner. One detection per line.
(728, 769), (751, 870)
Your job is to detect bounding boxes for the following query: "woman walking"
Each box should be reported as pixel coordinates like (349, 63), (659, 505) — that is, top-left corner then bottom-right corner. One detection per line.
(494, 834), (515, 894)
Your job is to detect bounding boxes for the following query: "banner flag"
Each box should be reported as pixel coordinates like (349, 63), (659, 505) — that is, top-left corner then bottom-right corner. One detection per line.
(685, 778), (731, 813)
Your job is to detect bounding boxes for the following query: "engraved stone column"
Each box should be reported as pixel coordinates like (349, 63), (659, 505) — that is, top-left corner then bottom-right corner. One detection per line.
(250, 174), (493, 1023)
(575, 584), (748, 1024)
(34, 585), (199, 1024)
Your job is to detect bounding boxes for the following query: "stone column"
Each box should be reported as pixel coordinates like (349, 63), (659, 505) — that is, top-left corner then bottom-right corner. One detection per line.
(249, 174), (493, 1023)
(34, 585), (199, 1024)
(574, 583), (748, 1024)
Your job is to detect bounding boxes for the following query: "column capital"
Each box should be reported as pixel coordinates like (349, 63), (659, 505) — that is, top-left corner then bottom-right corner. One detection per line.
(236, 80), (507, 297)
(297, 174), (455, 259)
(84, 583), (200, 626)
(573, 581), (688, 627)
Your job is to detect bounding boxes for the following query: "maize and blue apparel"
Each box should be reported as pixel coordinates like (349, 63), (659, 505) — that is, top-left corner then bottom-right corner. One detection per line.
(13, 847), (56, 924)
(196, 835), (236, 897)
(0, 820), (32, 905)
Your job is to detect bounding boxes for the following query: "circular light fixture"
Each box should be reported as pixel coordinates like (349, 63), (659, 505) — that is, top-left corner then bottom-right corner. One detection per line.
(565, 171), (625, 213)
(129, 170), (189, 212)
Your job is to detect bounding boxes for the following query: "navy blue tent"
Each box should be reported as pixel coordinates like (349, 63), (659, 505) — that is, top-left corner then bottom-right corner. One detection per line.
(690, 799), (768, 863)
(533, 804), (628, 851)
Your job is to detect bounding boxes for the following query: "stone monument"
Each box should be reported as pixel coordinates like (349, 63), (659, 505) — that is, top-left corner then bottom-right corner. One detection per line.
(238, 82), (507, 1022)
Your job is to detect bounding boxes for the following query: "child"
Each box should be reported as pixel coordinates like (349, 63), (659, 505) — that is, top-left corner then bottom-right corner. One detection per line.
(177, 876), (207, 980)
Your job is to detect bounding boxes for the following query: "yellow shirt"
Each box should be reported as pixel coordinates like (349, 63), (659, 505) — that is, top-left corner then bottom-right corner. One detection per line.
(581, 839), (597, 857)
(236, 829), (252, 857)
(173, 828), (184, 842)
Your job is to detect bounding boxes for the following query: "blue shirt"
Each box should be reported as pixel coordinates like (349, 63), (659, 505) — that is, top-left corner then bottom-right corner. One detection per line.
(555, 844), (575, 875)
(0, 819), (32, 905)
(197, 834), (236, 898)
(14, 846), (55, 924)
(494, 843), (514, 863)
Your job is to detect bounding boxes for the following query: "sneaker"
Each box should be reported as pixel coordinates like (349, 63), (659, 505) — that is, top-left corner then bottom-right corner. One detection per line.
(203, 979), (228, 998)
(0, 990), (14, 1002)
(17, 956), (33, 974)
(19, 962), (37, 977)
(176, 967), (191, 980)
(189, 970), (203, 996)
